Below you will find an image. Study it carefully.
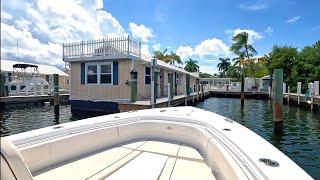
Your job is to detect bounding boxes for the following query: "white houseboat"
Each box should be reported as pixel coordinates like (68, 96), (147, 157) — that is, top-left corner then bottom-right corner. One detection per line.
(63, 36), (200, 113)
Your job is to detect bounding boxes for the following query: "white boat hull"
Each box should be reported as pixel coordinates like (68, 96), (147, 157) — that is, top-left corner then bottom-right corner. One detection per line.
(1, 107), (312, 179)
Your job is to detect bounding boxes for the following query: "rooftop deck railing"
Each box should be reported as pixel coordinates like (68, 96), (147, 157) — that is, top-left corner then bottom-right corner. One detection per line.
(63, 36), (141, 60)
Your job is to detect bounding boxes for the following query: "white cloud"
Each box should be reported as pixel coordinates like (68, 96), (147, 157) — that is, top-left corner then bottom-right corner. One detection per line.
(194, 38), (230, 57)
(176, 38), (230, 61)
(205, 59), (219, 63)
(286, 16), (300, 23)
(265, 26), (273, 36)
(1, 0), (126, 67)
(152, 43), (161, 51)
(129, 22), (154, 42)
(233, 28), (263, 44)
(141, 44), (152, 58)
(199, 66), (219, 74)
(176, 46), (194, 60)
(239, 1), (268, 11)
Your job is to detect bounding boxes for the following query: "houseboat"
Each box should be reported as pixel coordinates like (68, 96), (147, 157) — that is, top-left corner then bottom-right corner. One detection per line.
(63, 36), (200, 114)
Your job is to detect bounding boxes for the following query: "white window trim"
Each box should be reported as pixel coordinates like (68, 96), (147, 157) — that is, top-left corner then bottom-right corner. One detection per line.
(85, 62), (113, 85)
(144, 66), (151, 85)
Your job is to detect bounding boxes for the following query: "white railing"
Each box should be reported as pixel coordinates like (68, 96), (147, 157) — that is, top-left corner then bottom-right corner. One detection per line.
(63, 36), (141, 60)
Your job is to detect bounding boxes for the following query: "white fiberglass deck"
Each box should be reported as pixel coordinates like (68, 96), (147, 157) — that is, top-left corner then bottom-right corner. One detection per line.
(34, 141), (215, 180)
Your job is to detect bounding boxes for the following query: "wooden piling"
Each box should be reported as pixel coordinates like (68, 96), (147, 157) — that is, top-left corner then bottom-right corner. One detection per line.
(273, 69), (283, 135)
(240, 67), (244, 106)
(168, 83), (171, 107)
(53, 74), (60, 116)
(0, 74), (5, 97)
(287, 86), (290, 105)
(151, 59), (157, 108)
(130, 70), (137, 102)
(297, 82), (301, 105)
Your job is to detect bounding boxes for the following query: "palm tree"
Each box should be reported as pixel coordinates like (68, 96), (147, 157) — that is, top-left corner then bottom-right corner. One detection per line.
(184, 58), (199, 72)
(217, 58), (231, 77)
(153, 48), (168, 61)
(230, 32), (257, 105)
(153, 49), (182, 65)
(230, 32), (258, 86)
(167, 51), (182, 65)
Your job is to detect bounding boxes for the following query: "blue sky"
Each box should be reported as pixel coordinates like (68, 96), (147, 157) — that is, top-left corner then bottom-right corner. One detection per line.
(1, 0), (319, 73)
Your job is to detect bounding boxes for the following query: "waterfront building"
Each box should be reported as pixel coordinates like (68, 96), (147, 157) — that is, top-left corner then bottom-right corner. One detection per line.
(63, 36), (200, 113)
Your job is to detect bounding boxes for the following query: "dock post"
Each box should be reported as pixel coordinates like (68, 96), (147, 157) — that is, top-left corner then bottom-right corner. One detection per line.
(0, 74), (5, 97)
(273, 69), (283, 135)
(53, 74), (60, 116)
(314, 81), (319, 96)
(268, 86), (271, 99)
(297, 82), (301, 105)
(151, 59), (157, 108)
(287, 86), (290, 105)
(283, 83), (286, 95)
(240, 67), (244, 107)
(193, 85), (195, 103)
(168, 83), (171, 107)
(130, 70), (138, 102)
(185, 92), (187, 106)
(197, 84), (199, 101)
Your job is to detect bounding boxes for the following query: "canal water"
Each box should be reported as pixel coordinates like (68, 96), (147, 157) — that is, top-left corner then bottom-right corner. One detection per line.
(0, 98), (319, 179)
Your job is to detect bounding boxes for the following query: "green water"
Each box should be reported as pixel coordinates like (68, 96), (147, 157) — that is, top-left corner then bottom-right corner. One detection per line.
(0, 98), (319, 178)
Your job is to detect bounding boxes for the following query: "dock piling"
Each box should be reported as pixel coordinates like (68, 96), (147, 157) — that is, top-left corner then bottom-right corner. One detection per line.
(314, 81), (319, 96)
(130, 70), (137, 102)
(297, 82), (301, 105)
(273, 69), (283, 135)
(53, 74), (60, 116)
(0, 74), (5, 97)
(150, 59), (157, 108)
(168, 83), (171, 107)
(240, 67), (244, 106)
(287, 86), (290, 105)
(192, 85), (195, 103)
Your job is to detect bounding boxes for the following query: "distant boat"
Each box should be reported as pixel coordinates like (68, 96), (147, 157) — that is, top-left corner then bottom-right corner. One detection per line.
(0, 107), (312, 179)
(5, 63), (50, 96)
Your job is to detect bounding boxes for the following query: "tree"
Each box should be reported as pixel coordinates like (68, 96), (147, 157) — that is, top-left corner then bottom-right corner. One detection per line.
(217, 58), (231, 77)
(226, 65), (241, 81)
(199, 72), (213, 78)
(230, 32), (258, 86)
(184, 58), (199, 72)
(268, 45), (298, 90)
(258, 55), (273, 88)
(293, 41), (320, 92)
(153, 49), (182, 65)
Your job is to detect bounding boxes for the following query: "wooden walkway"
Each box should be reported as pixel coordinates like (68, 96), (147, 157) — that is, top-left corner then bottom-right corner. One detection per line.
(0, 94), (70, 108)
(119, 91), (210, 112)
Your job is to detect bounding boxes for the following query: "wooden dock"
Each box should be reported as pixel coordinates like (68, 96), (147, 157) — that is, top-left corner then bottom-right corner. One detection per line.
(0, 94), (70, 109)
(119, 89), (319, 112)
(119, 91), (210, 112)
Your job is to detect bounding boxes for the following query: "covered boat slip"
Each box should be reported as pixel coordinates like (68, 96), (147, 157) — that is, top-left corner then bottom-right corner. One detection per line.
(33, 141), (214, 180)
(1, 107), (312, 180)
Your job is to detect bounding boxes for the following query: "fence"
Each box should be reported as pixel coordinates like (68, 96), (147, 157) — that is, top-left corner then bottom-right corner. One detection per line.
(63, 36), (141, 60)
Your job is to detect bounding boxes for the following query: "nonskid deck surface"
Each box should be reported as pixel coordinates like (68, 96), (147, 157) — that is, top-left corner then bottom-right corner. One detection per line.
(34, 141), (215, 180)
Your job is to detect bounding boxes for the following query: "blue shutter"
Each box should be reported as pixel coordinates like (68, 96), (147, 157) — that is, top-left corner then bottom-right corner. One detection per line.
(81, 63), (85, 84)
(113, 61), (118, 85)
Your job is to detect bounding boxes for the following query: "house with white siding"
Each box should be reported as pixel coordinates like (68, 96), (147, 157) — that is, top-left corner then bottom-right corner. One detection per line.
(63, 36), (200, 113)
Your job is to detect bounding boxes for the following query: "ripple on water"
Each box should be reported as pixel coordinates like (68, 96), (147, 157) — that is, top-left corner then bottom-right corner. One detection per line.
(196, 97), (320, 179)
